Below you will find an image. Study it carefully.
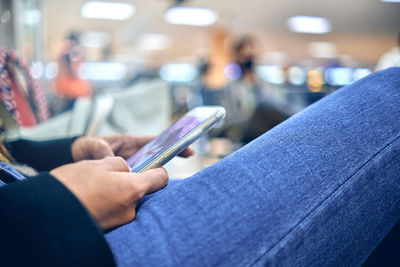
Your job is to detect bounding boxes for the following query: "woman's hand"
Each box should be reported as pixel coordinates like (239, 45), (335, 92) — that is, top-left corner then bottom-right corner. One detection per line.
(71, 134), (194, 162)
(50, 157), (168, 230)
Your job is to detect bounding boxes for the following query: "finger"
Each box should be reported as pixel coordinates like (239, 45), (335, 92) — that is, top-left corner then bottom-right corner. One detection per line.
(133, 167), (169, 195)
(100, 156), (130, 172)
(106, 135), (154, 158)
(72, 137), (114, 162)
(102, 135), (132, 153)
(105, 135), (154, 151)
(133, 136), (154, 148)
(178, 147), (195, 158)
(91, 139), (115, 159)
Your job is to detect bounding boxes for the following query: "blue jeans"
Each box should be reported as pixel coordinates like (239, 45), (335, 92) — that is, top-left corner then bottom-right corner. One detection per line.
(105, 68), (400, 266)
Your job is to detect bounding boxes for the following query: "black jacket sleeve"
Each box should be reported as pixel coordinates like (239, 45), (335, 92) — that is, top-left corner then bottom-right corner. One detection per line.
(7, 137), (78, 171)
(0, 173), (115, 266)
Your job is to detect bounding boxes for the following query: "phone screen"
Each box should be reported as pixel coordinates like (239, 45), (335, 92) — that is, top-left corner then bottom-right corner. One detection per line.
(127, 115), (203, 171)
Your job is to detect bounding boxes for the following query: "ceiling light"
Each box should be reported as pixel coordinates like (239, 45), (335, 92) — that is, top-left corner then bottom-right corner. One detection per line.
(137, 34), (171, 50)
(288, 16), (331, 34)
(81, 1), (135, 21)
(165, 6), (218, 26)
(381, 0), (400, 2)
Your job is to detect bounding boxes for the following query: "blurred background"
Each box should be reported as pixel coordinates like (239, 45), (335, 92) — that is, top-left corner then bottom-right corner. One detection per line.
(0, 0), (399, 176)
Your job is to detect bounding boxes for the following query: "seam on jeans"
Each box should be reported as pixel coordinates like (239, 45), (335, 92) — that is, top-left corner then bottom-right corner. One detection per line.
(251, 133), (400, 266)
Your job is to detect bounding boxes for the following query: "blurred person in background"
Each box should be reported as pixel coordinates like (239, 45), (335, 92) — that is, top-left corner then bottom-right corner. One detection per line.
(375, 31), (400, 71)
(54, 32), (92, 112)
(0, 48), (49, 127)
(224, 36), (288, 144)
(234, 36), (258, 85)
(229, 36), (259, 122)
(219, 36), (261, 142)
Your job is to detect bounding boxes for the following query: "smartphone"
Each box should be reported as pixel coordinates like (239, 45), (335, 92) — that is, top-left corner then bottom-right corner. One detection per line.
(127, 106), (226, 173)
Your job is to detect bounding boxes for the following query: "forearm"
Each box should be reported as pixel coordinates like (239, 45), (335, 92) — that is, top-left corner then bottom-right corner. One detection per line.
(0, 173), (115, 266)
(7, 137), (78, 171)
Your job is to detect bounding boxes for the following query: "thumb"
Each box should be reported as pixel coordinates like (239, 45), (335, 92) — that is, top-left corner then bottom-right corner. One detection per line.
(101, 156), (130, 172)
(134, 168), (169, 195)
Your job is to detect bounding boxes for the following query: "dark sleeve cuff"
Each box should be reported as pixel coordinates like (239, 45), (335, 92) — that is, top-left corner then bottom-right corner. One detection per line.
(7, 137), (79, 171)
(0, 172), (115, 267)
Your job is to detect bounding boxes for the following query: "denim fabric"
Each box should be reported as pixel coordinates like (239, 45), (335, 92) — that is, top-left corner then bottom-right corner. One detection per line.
(106, 67), (400, 266)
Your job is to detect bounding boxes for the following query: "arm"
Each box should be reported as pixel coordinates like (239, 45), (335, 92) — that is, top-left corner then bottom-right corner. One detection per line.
(0, 172), (115, 266)
(0, 154), (169, 266)
(7, 135), (193, 172)
(0, 136), (183, 266)
(7, 137), (78, 171)
(0, 134), (185, 265)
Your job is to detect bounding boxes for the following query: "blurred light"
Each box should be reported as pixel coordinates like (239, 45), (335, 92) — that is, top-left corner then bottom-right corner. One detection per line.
(81, 1), (135, 20)
(165, 7), (218, 26)
(80, 31), (110, 48)
(1, 11), (11, 24)
(31, 62), (44, 79)
(23, 9), (40, 25)
(45, 62), (59, 80)
(353, 68), (372, 82)
(256, 65), (285, 85)
(288, 66), (306, 85)
(137, 33), (171, 51)
(287, 16), (331, 34)
(381, 0), (400, 2)
(309, 42), (337, 58)
(224, 62), (242, 80)
(78, 62), (127, 81)
(325, 68), (353, 86)
(307, 69), (324, 92)
(159, 63), (198, 82)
